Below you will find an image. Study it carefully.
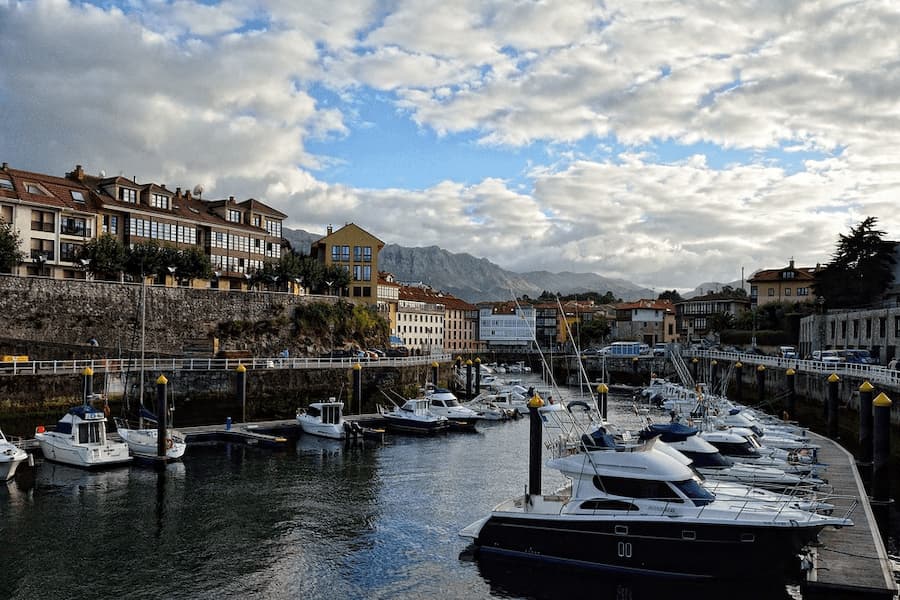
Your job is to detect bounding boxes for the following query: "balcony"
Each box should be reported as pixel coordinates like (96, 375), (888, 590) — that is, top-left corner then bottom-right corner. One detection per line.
(61, 222), (91, 237)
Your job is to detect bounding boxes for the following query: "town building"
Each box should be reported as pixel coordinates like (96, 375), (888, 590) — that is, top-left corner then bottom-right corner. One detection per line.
(800, 305), (900, 364)
(675, 292), (751, 343)
(614, 299), (677, 345)
(310, 223), (383, 304)
(376, 271), (401, 336)
(478, 302), (536, 349)
(748, 260), (820, 307)
(396, 284), (445, 355)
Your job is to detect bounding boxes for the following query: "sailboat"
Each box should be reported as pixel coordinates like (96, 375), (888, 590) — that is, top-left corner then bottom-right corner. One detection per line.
(115, 273), (187, 462)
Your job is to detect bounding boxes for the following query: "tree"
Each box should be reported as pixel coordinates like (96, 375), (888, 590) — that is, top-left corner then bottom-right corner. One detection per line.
(124, 240), (164, 280)
(814, 217), (898, 308)
(709, 311), (736, 333)
(78, 234), (126, 280)
(175, 246), (213, 282)
(658, 289), (683, 303)
(0, 219), (25, 273)
(580, 317), (611, 344)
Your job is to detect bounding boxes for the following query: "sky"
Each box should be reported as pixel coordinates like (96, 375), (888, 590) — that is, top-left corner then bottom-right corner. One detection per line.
(2, 1), (900, 292)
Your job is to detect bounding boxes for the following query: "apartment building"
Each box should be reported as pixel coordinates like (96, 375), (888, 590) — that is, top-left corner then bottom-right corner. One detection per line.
(614, 299), (677, 344)
(675, 292), (750, 342)
(748, 260), (820, 307)
(310, 223), (383, 304)
(478, 302), (536, 349)
(397, 285), (445, 355)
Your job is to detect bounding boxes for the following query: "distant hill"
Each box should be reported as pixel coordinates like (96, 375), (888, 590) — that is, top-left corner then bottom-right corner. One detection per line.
(683, 279), (750, 299)
(283, 228), (655, 303)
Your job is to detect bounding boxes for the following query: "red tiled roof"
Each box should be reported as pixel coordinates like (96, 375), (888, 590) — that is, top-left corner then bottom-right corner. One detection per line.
(238, 198), (288, 219)
(2, 167), (96, 212)
(748, 266), (819, 283)
(615, 299), (674, 312)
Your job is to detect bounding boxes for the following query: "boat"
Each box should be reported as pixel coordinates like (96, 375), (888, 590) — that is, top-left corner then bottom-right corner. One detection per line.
(114, 413), (187, 461)
(425, 387), (480, 429)
(377, 398), (450, 434)
(35, 404), (131, 468)
(461, 401), (852, 580)
(296, 398), (347, 439)
(1, 427), (28, 481)
(463, 392), (517, 421)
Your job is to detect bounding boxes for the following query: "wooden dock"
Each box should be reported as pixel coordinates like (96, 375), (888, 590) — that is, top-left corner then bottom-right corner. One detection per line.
(802, 430), (897, 599)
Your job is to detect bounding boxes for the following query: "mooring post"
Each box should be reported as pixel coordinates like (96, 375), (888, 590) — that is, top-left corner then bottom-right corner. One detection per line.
(733, 362), (743, 403)
(827, 373), (840, 439)
(431, 361), (439, 387)
(156, 374), (168, 457)
(475, 357), (481, 395)
(82, 366), (94, 403)
(631, 357), (639, 384)
(710, 360), (718, 392)
(873, 392), (893, 504)
(785, 368), (796, 421)
(455, 356), (462, 371)
(352, 363), (362, 415)
(527, 393), (545, 498)
(596, 383), (608, 420)
(465, 359), (473, 398)
(236, 363), (247, 424)
(858, 381), (874, 472)
(756, 365), (766, 405)
(690, 357), (698, 382)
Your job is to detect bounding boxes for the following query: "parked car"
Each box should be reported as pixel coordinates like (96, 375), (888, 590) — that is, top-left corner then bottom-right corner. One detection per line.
(779, 346), (798, 359)
(652, 343), (667, 357)
(812, 350), (842, 363)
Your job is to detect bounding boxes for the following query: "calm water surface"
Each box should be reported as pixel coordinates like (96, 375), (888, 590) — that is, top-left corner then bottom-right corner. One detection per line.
(2, 380), (799, 600)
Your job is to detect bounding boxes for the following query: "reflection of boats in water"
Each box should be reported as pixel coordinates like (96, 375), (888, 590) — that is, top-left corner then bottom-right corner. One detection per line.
(470, 552), (796, 600)
(35, 461), (132, 493)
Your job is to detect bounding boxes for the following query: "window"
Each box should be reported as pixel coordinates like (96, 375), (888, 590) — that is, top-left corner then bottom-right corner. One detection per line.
(331, 245), (340, 262)
(797, 287), (809, 296)
(341, 245), (350, 261)
(228, 209), (241, 223)
(265, 219), (281, 237)
(60, 242), (82, 262)
(61, 217), (90, 236)
(841, 321), (847, 338)
(31, 210), (55, 232)
(253, 215), (261, 228)
(879, 317), (886, 337)
(767, 288), (775, 296)
(362, 266), (371, 281)
(782, 271), (795, 279)
(0, 178), (13, 191)
(26, 183), (46, 195)
(784, 288), (791, 296)
(150, 193), (169, 209)
(852, 320), (859, 337)
(750, 286), (758, 298)
(30, 238), (54, 260)
(70, 190), (85, 202)
(354, 245), (362, 261)
(363, 246), (372, 262)
(866, 319), (872, 339)
(895, 316), (900, 336)
(119, 188), (137, 203)
(593, 475), (682, 502)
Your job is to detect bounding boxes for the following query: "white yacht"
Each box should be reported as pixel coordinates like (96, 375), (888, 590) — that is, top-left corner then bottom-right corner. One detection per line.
(377, 398), (449, 434)
(35, 405), (131, 468)
(425, 387), (480, 429)
(296, 399), (347, 440)
(114, 418), (187, 461)
(1, 427), (28, 481)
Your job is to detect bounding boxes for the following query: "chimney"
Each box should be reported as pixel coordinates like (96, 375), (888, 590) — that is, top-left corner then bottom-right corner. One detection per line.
(327, 224), (333, 235)
(789, 258), (795, 269)
(229, 195), (235, 203)
(175, 187), (182, 199)
(185, 189), (192, 201)
(1, 162), (7, 171)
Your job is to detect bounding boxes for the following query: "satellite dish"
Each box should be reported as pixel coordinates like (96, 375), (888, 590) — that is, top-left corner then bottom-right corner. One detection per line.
(192, 184), (204, 197)
(98, 169), (106, 178)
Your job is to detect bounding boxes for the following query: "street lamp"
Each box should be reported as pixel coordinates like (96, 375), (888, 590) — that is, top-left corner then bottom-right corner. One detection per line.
(212, 270), (221, 290)
(167, 265), (176, 287)
(271, 274), (280, 292)
(79, 257), (91, 280)
(817, 296), (827, 354)
(325, 279), (334, 297)
(33, 253), (47, 277)
(244, 272), (252, 291)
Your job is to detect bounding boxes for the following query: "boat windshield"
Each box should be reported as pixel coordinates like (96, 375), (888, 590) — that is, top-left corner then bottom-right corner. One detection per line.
(672, 478), (715, 506)
(687, 451), (733, 468)
(443, 399), (460, 407)
(77, 421), (105, 445)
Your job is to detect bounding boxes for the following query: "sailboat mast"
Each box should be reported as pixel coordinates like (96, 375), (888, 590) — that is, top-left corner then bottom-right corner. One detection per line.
(139, 275), (146, 418)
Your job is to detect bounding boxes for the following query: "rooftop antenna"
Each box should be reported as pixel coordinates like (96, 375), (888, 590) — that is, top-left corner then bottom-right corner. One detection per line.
(99, 169), (106, 178)
(192, 184), (204, 199)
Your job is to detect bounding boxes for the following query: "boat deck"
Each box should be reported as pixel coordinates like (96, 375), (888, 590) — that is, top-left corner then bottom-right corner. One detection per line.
(802, 431), (897, 599)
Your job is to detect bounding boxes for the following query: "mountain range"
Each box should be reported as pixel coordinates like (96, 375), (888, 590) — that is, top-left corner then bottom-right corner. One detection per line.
(283, 227), (655, 303)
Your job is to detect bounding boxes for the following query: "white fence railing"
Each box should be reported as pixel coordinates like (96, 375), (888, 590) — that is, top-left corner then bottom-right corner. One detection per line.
(0, 353), (453, 376)
(686, 350), (900, 389)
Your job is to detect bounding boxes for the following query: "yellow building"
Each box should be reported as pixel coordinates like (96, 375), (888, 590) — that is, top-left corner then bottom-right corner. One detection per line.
(310, 223), (384, 304)
(748, 260), (821, 307)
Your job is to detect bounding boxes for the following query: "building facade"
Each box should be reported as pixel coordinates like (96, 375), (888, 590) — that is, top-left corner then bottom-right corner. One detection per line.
(748, 260), (820, 307)
(397, 285), (445, 354)
(478, 302), (536, 349)
(310, 223), (383, 304)
(675, 292), (751, 342)
(614, 299), (676, 344)
(800, 306), (900, 363)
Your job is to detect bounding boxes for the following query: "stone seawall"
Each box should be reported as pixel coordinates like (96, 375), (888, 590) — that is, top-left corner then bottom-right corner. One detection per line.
(0, 275), (332, 358)
(0, 362), (440, 438)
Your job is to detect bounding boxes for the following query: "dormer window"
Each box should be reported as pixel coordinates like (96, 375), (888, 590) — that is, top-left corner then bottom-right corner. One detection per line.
(26, 183), (46, 195)
(228, 209), (241, 223)
(0, 178), (13, 191)
(150, 193), (169, 209)
(782, 271), (795, 279)
(71, 190), (85, 202)
(252, 215), (261, 227)
(119, 188), (137, 203)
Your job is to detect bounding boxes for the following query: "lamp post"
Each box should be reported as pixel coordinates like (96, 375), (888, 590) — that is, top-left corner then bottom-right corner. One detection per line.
(33, 253), (47, 277)
(212, 270), (221, 290)
(325, 279), (334, 297)
(244, 272), (252, 291)
(328, 323), (335, 360)
(271, 274), (280, 292)
(79, 257), (91, 280)
(817, 296), (827, 355)
(167, 265), (176, 287)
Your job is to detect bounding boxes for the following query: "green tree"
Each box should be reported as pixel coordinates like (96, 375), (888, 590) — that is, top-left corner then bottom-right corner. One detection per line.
(175, 246), (213, 282)
(709, 311), (736, 333)
(814, 216), (897, 308)
(78, 234), (126, 280)
(0, 219), (25, 273)
(658, 289), (683, 303)
(580, 316), (611, 344)
(124, 240), (164, 280)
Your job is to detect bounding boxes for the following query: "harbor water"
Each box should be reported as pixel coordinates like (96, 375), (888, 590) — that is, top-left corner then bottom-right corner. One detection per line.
(2, 380), (802, 600)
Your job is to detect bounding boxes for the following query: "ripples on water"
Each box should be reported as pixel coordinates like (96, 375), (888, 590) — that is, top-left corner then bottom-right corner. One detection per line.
(2, 378), (798, 599)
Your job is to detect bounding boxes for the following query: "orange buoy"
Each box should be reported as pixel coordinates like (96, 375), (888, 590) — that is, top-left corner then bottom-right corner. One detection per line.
(36, 425), (45, 433)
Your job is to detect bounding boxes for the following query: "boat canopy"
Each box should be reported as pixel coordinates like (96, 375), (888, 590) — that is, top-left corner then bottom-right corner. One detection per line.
(639, 422), (699, 443)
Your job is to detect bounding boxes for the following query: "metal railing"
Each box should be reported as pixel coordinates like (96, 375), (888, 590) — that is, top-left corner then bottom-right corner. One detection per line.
(0, 353), (453, 376)
(686, 349), (900, 388)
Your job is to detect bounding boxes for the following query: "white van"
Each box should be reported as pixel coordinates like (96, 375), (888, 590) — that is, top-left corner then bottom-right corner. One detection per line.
(779, 346), (797, 359)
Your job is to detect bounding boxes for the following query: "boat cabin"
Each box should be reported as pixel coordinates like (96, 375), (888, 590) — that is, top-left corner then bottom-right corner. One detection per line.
(55, 405), (108, 445)
(401, 399), (433, 415)
(307, 401), (343, 424)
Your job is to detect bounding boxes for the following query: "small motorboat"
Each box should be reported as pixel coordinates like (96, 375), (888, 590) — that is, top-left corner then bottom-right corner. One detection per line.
(114, 418), (187, 462)
(425, 387), (479, 429)
(35, 404), (131, 469)
(297, 398), (346, 440)
(378, 398), (450, 434)
(1, 427), (28, 481)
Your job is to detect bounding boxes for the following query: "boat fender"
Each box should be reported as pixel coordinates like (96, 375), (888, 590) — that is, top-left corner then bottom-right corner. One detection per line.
(36, 425), (45, 433)
(166, 438), (174, 450)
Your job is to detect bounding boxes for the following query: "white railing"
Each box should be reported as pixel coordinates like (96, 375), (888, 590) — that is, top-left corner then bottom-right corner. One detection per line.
(685, 350), (900, 388)
(0, 353), (453, 376)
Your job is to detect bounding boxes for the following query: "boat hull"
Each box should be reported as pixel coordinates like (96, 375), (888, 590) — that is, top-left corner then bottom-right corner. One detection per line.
(382, 416), (450, 435)
(297, 417), (345, 440)
(473, 513), (817, 580)
(118, 428), (187, 461)
(1, 455), (27, 481)
(35, 433), (132, 468)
